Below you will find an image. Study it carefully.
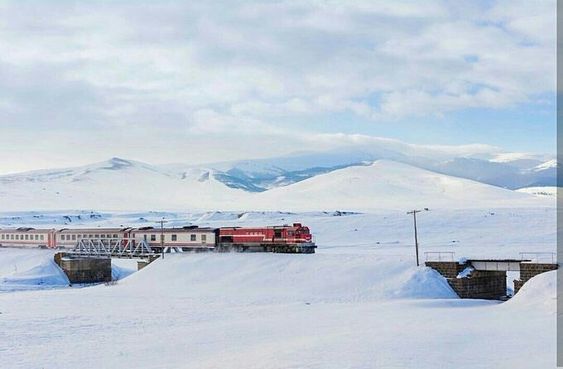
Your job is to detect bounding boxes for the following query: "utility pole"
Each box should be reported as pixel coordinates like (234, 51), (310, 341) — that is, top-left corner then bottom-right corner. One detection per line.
(156, 218), (168, 258)
(407, 208), (429, 266)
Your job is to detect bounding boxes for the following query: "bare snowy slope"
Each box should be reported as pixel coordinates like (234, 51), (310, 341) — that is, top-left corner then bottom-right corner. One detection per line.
(0, 158), (549, 211)
(253, 160), (550, 211)
(0, 158), (250, 211)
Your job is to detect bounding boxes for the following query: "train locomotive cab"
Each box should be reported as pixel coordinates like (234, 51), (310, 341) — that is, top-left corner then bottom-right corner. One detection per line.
(290, 223), (313, 243)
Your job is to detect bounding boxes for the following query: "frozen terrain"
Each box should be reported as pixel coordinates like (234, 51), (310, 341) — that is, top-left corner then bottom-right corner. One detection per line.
(0, 207), (557, 368)
(0, 157), (553, 211)
(517, 186), (558, 198)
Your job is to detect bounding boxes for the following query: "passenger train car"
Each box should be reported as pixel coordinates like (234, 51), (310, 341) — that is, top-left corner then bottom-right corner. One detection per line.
(0, 223), (316, 253)
(131, 226), (216, 252)
(0, 228), (54, 248)
(55, 228), (133, 248)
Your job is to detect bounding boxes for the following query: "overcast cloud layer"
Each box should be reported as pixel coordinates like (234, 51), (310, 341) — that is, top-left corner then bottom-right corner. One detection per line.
(0, 0), (555, 173)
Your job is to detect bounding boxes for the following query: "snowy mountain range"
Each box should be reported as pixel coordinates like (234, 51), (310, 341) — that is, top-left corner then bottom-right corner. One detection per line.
(164, 142), (556, 192)
(0, 141), (555, 211)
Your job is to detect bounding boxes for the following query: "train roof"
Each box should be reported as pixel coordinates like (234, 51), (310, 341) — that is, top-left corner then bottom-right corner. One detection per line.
(131, 227), (216, 233)
(57, 227), (133, 233)
(219, 223), (307, 230)
(0, 228), (54, 233)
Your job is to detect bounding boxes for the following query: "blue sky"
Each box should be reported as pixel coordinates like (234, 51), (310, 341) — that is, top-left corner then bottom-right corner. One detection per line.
(0, 0), (556, 173)
(301, 96), (556, 153)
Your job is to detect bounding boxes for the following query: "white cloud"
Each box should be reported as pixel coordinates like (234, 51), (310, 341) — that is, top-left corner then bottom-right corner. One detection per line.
(0, 0), (555, 172)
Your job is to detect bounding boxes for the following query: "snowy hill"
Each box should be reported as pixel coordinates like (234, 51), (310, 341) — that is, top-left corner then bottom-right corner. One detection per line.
(0, 155), (552, 211)
(159, 141), (555, 192)
(0, 158), (251, 211)
(253, 160), (550, 211)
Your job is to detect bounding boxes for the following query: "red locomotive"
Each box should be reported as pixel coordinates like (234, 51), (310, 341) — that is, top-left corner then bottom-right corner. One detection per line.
(217, 223), (315, 253)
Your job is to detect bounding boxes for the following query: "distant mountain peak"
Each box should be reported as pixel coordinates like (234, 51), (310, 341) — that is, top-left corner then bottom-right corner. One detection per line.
(103, 157), (134, 170)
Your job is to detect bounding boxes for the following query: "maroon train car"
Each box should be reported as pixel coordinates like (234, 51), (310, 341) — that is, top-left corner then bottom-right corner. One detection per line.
(217, 223), (316, 253)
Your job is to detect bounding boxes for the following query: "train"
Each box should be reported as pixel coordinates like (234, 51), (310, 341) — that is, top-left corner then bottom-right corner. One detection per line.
(0, 223), (316, 254)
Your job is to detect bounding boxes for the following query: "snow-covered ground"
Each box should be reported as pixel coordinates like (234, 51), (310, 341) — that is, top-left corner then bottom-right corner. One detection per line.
(517, 186), (557, 198)
(0, 207), (557, 368)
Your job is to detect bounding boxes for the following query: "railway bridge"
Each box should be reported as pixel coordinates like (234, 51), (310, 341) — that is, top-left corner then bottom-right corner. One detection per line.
(425, 252), (558, 300)
(54, 238), (160, 284)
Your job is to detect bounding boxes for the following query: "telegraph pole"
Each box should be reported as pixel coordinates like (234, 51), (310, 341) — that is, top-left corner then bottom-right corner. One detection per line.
(407, 208), (429, 266)
(156, 218), (168, 258)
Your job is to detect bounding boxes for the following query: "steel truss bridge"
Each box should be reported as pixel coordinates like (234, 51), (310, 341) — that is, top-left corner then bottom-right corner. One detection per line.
(68, 238), (155, 259)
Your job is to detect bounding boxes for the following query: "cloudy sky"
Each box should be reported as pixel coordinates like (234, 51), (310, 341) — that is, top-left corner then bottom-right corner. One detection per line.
(0, 0), (556, 174)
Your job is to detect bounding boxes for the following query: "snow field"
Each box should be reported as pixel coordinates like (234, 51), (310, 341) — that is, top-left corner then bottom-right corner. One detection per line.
(0, 207), (557, 368)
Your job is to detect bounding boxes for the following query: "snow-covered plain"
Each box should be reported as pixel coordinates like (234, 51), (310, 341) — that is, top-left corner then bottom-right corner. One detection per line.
(0, 207), (557, 369)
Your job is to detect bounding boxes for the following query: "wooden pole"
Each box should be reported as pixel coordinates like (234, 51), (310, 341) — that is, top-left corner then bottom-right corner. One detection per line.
(407, 209), (428, 267)
(413, 211), (419, 267)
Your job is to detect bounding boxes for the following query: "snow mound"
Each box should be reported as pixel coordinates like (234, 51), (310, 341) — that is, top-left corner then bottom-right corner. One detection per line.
(120, 253), (457, 304)
(196, 211), (242, 222)
(111, 264), (136, 281)
(506, 271), (556, 311)
(392, 267), (457, 299)
(1, 259), (69, 291)
(0, 249), (138, 291)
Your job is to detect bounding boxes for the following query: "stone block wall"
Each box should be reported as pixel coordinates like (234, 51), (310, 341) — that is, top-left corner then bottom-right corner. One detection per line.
(425, 261), (466, 279)
(58, 257), (112, 284)
(425, 261), (507, 300)
(447, 270), (507, 300)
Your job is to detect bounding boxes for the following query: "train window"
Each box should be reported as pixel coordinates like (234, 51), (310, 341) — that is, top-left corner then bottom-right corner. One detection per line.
(35, 235), (39, 240)
(94, 234), (99, 238)
(202, 234), (207, 243)
(11, 234), (14, 240)
(24, 235), (28, 240)
(1, 235), (3, 240)
(72, 235), (76, 240)
(150, 235), (156, 241)
(190, 234), (196, 241)
(40, 235), (44, 240)
(113, 234), (118, 238)
(171, 234), (177, 241)
(100, 234), (105, 238)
